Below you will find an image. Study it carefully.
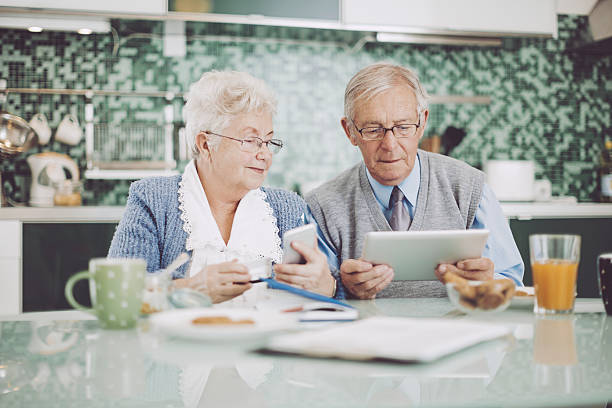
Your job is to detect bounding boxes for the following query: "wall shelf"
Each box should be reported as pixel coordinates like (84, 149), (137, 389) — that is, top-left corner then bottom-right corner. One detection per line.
(84, 169), (179, 180)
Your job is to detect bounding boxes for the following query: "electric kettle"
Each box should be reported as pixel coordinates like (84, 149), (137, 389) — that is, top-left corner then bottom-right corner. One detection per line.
(27, 152), (80, 207)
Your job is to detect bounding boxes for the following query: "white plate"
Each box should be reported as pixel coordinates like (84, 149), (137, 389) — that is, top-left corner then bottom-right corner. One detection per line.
(510, 286), (535, 308)
(149, 308), (298, 341)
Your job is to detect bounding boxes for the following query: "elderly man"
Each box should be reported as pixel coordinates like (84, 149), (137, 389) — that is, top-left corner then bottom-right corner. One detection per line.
(305, 62), (523, 299)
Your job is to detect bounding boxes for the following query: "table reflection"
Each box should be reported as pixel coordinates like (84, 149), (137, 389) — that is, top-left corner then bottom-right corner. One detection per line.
(1, 300), (611, 407)
(532, 315), (582, 394)
(533, 316), (578, 365)
(140, 327), (508, 407)
(85, 330), (146, 399)
(600, 315), (612, 371)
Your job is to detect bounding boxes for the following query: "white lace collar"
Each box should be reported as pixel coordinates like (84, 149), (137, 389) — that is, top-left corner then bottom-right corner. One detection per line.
(178, 160), (282, 265)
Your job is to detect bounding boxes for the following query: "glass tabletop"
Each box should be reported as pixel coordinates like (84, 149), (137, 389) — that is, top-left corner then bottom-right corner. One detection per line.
(0, 298), (611, 407)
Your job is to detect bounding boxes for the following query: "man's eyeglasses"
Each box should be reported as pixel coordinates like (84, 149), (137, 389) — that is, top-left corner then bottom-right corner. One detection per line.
(350, 118), (421, 141)
(203, 131), (283, 154)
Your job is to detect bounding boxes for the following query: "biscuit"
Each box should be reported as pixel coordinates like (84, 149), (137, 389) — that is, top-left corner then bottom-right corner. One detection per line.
(192, 316), (255, 325)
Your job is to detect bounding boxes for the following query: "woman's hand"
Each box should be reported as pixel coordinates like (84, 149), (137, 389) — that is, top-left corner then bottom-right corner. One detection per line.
(175, 260), (252, 304)
(273, 241), (336, 297)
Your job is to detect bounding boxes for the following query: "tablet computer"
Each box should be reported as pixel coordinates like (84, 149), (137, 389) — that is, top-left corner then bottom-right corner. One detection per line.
(361, 229), (489, 281)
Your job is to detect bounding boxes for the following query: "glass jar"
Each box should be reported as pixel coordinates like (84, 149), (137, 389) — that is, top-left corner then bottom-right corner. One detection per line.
(53, 179), (82, 206)
(142, 272), (172, 314)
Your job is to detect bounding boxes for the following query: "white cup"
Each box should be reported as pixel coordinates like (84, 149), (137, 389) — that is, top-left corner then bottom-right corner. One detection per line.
(29, 113), (52, 145)
(55, 114), (83, 145)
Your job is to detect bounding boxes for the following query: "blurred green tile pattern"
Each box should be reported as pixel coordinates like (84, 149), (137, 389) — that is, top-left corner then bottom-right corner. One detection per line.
(0, 15), (610, 204)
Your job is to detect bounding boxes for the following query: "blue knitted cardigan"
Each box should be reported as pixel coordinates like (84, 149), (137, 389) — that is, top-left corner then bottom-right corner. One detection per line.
(107, 175), (345, 298)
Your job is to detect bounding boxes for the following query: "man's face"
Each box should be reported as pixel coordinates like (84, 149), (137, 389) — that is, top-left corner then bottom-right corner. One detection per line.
(342, 87), (428, 186)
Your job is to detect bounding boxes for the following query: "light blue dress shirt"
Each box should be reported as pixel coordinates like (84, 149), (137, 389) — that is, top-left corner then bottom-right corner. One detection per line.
(306, 154), (525, 286)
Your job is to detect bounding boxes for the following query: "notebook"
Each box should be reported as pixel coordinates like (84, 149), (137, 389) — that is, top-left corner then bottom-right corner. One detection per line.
(264, 316), (510, 363)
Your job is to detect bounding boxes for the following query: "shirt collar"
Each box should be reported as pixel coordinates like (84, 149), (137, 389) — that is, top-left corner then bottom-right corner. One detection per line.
(365, 153), (421, 210)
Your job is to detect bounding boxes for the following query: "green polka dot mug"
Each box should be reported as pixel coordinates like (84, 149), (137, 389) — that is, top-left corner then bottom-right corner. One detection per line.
(65, 258), (146, 329)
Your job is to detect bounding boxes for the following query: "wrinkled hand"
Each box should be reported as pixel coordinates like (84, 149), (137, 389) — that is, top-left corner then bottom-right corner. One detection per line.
(435, 257), (494, 282)
(274, 241), (335, 296)
(340, 259), (393, 299)
(176, 259), (252, 304)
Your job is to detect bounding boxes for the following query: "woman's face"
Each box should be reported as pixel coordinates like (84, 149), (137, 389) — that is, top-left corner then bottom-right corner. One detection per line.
(198, 111), (274, 196)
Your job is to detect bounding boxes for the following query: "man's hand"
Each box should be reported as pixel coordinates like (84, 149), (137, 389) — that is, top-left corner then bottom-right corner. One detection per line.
(340, 259), (393, 299)
(435, 257), (494, 282)
(274, 241), (335, 296)
(175, 260), (252, 304)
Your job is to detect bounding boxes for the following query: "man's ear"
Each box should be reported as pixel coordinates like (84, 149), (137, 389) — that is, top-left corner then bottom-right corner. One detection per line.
(195, 131), (211, 156)
(417, 110), (429, 142)
(341, 117), (358, 146)
(419, 109), (429, 140)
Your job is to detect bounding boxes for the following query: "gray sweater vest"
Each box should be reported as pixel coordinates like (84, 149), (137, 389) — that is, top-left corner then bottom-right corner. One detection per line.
(306, 150), (485, 298)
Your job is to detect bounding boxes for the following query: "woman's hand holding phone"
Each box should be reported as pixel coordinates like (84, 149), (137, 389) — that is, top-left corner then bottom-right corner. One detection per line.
(274, 224), (336, 297)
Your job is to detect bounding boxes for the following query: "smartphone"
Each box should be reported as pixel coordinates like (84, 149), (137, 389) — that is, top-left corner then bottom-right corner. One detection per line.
(282, 224), (317, 264)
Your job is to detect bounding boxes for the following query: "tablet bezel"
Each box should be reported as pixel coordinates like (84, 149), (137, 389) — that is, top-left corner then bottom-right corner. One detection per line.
(361, 229), (490, 281)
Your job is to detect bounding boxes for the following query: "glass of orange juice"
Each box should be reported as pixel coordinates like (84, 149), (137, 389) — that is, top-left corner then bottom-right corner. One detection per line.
(530, 234), (581, 314)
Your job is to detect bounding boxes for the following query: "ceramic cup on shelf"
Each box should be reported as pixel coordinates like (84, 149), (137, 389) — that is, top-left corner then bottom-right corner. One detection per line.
(54, 114), (83, 145)
(64, 258), (146, 329)
(28, 113), (52, 145)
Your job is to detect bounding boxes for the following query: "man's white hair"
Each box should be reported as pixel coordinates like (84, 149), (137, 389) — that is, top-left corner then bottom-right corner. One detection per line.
(344, 62), (429, 125)
(183, 70), (277, 158)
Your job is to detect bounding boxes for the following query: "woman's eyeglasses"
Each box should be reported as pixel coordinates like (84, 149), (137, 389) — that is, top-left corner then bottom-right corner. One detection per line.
(204, 131), (283, 154)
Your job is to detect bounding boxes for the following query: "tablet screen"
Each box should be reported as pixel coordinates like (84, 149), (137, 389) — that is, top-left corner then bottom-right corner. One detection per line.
(361, 230), (489, 281)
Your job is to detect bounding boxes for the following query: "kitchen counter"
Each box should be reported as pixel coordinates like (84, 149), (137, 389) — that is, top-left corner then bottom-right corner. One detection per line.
(0, 206), (125, 222)
(500, 202), (612, 219)
(1, 202), (612, 222)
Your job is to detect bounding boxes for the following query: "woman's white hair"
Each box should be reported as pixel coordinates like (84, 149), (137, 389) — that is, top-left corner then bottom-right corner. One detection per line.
(183, 70), (277, 158)
(344, 62), (429, 124)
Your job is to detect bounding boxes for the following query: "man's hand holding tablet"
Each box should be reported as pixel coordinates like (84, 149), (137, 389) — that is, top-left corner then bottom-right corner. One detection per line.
(340, 259), (394, 300)
(341, 230), (490, 299)
(435, 257), (495, 282)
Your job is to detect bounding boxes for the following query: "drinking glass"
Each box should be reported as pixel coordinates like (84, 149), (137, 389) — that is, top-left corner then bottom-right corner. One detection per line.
(530, 234), (581, 314)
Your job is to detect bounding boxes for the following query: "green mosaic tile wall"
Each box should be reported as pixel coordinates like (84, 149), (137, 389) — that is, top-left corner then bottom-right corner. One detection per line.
(0, 15), (610, 205)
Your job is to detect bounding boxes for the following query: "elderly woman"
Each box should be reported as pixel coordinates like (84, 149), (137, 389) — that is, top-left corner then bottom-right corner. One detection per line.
(108, 71), (336, 303)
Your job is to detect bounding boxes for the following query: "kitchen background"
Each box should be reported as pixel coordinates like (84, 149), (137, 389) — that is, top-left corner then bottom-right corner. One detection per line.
(0, 13), (610, 205)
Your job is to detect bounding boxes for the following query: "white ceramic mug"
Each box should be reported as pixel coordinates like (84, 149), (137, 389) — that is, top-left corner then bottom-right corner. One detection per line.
(55, 114), (83, 145)
(29, 113), (52, 145)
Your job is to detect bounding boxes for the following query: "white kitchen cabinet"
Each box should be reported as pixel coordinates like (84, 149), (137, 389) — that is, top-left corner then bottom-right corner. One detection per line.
(0, 220), (21, 315)
(0, 0), (166, 15)
(0, 259), (21, 315)
(0, 219), (20, 257)
(0, 210), (125, 314)
(342, 0), (557, 37)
